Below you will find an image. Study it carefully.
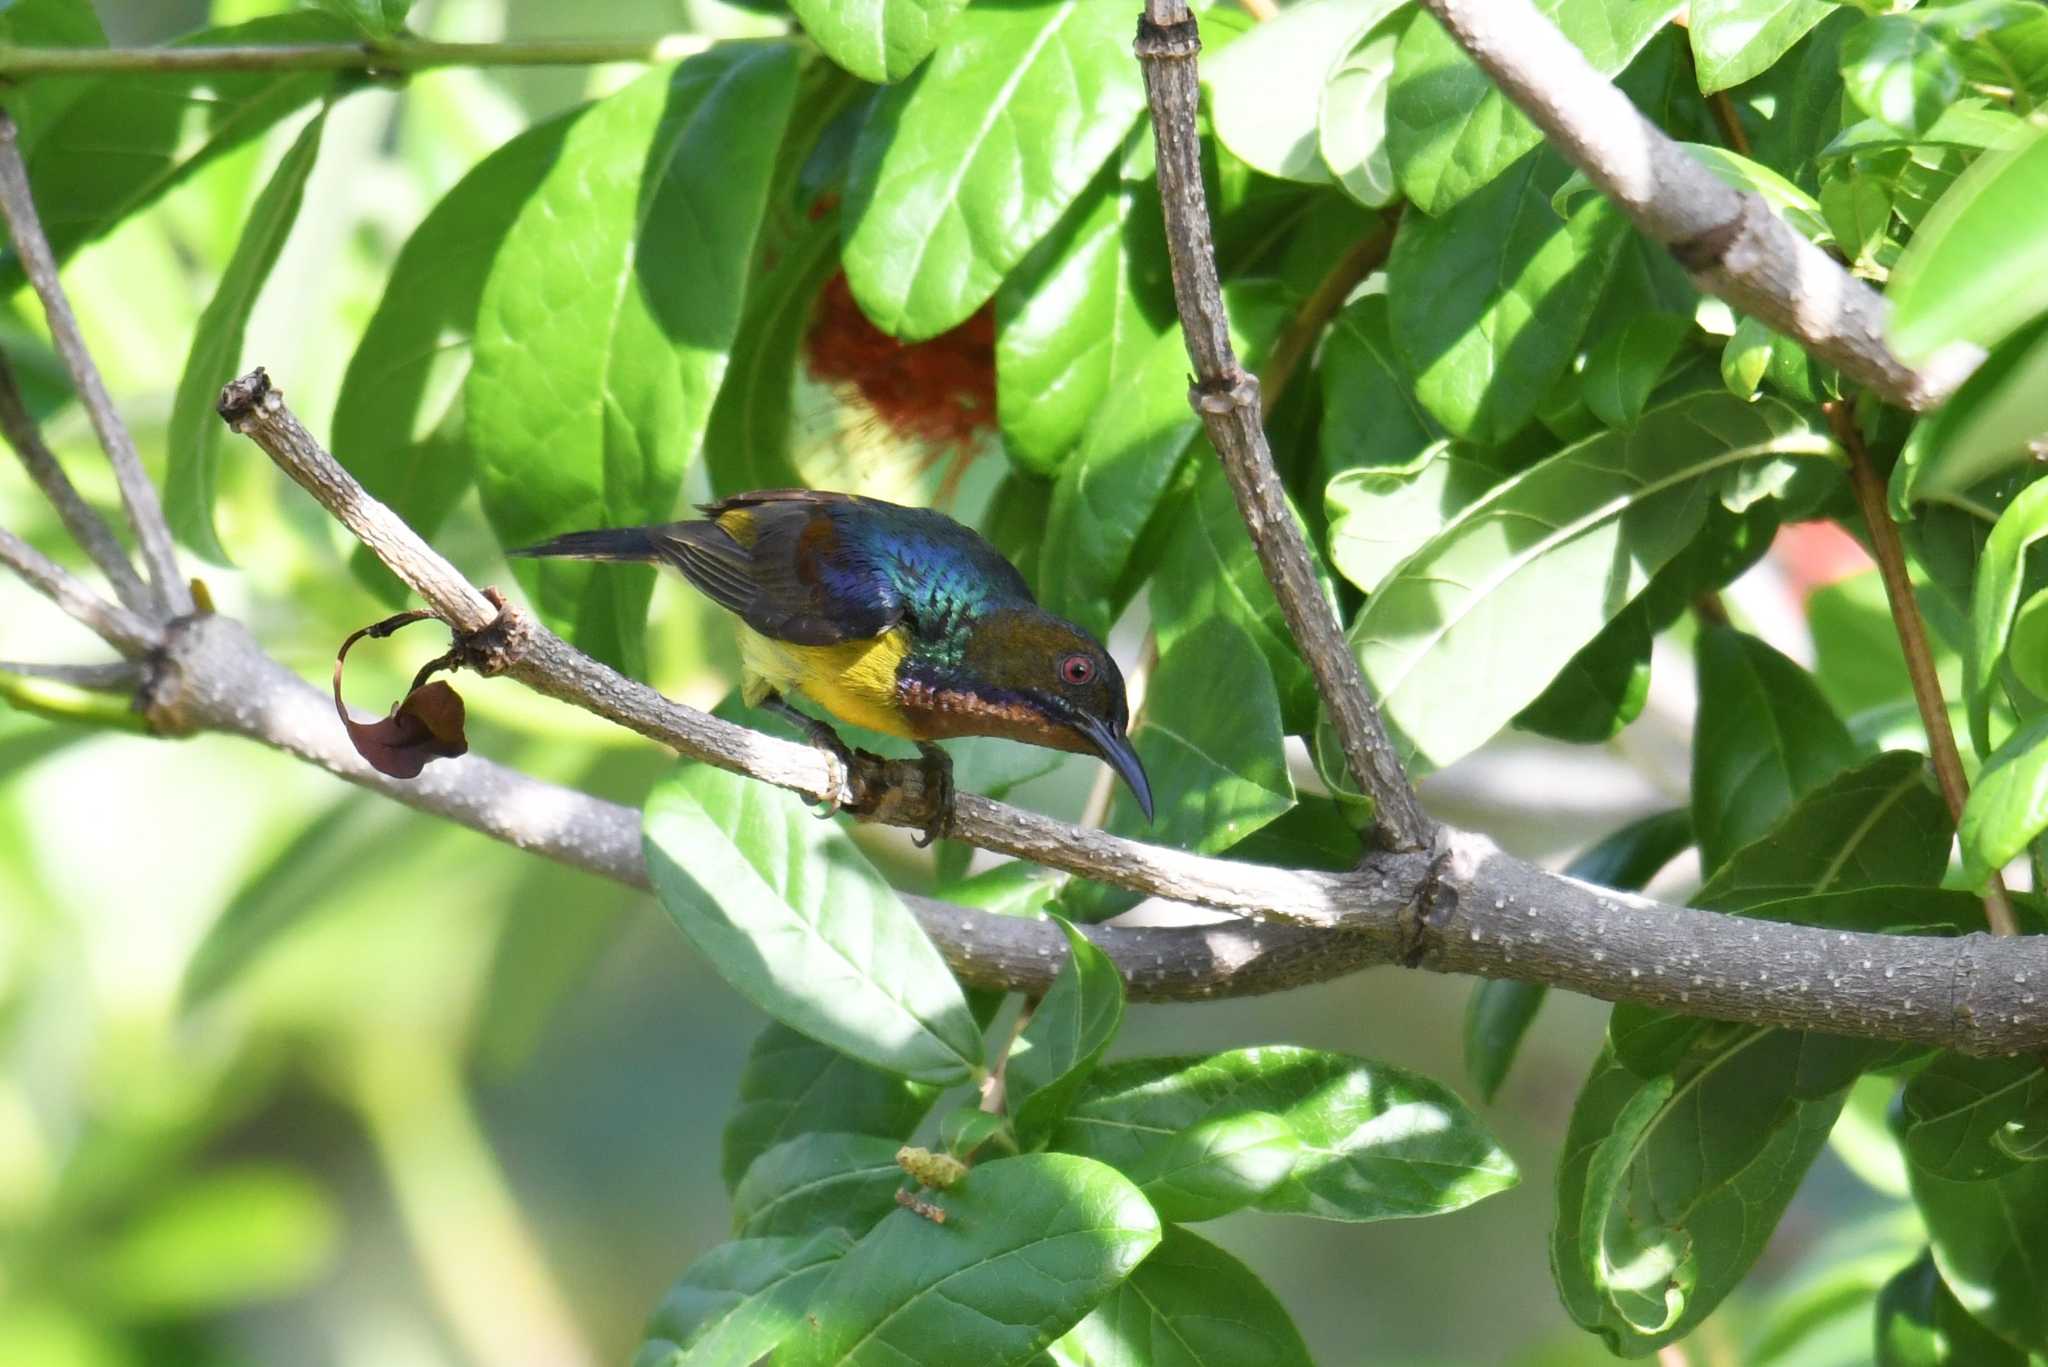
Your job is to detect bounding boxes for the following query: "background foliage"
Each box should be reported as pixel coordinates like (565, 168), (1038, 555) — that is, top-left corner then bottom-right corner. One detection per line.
(2, 0), (2046, 1363)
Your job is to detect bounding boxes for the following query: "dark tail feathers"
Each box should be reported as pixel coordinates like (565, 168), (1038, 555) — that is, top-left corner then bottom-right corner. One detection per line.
(509, 526), (662, 563)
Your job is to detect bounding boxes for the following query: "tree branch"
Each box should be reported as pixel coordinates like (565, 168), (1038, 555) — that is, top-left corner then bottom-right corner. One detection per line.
(1414, 0), (1979, 411)
(205, 365), (2048, 1052)
(1132, 2), (1432, 854)
(0, 348), (153, 615)
(0, 522), (159, 655)
(0, 111), (190, 617)
(1831, 399), (2021, 937)
(0, 35), (713, 78)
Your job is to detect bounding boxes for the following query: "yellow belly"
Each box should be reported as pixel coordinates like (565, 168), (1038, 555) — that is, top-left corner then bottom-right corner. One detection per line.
(738, 624), (916, 738)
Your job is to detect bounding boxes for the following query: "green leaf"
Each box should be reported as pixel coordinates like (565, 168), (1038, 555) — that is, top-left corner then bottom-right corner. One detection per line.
(1121, 1111), (1301, 1225)
(780, 1153), (1161, 1367)
(1388, 0), (1682, 214)
(469, 47), (799, 672)
(704, 69), (870, 497)
(1692, 627), (1861, 876)
(163, 110), (327, 564)
(1841, 13), (1964, 137)
(1464, 809), (1691, 1102)
(841, 0), (1148, 339)
(995, 132), (1172, 476)
(1902, 1054), (2048, 1182)
(1324, 440), (1498, 596)
(1050, 1225), (1315, 1367)
(1054, 1046), (1516, 1223)
(1389, 151), (1629, 444)
(1895, 319), (2048, 519)
(310, 0), (413, 39)
(1959, 714), (2048, 884)
(791, 0), (965, 83)
(1511, 603), (1652, 743)
(333, 107), (580, 603)
(730, 1133), (909, 1238)
(721, 1023), (939, 1192)
(643, 763), (981, 1086)
(1351, 393), (1835, 773)
(1821, 173), (1893, 269)
(1040, 283), (1292, 635)
(1722, 315), (1776, 400)
(1581, 312), (1694, 430)
(1318, 293), (1443, 485)
(1009, 916), (1125, 1149)
(1690, 0), (1840, 94)
(1909, 1141), (2048, 1353)
(1319, 21), (1404, 208)
(1889, 123), (2048, 363)
(1875, 1249), (2028, 1367)
(637, 1231), (853, 1367)
(1966, 466), (2048, 754)
(1206, 0), (1403, 185)
(94, 1166), (337, 1316)
(0, 12), (352, 293)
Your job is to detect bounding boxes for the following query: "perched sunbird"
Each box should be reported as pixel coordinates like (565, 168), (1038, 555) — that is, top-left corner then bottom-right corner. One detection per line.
(513, 489), (1152, 841)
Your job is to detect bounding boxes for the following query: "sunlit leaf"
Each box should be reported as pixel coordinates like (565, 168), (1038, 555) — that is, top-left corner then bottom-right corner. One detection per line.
(1050, 1225), (1314, 1367)
(790, 0), (965, 83)
(1009, 915), (1125, 1150)
(636, 1231), (852, 1367)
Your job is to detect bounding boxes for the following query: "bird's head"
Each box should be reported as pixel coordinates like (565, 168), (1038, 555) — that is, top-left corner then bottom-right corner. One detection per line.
(929, 609), (1153, 822)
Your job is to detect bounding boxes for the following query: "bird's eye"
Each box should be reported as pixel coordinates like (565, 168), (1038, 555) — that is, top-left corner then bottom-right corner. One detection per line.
(1059, 653), (1096, 686)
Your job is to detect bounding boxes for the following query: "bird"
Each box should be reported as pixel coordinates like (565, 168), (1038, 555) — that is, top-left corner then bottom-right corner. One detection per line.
(512, 489), (1152, 845)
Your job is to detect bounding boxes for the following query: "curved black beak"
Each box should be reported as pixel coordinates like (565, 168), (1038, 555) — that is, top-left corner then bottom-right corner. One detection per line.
(1077, 714), (1154, 823)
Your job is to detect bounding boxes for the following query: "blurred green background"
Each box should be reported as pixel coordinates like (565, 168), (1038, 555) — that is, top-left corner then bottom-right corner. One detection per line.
(0, 2), (1912, 1364)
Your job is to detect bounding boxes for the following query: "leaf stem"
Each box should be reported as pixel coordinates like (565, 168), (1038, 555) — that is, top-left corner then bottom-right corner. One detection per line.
(1260, 208), (1397, 411)
(0, 34), (715, 78)
(1829, 399), (2020, 936)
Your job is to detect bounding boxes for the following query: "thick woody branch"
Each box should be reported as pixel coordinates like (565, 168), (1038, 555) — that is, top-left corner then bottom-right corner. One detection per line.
(0, 350), (153, 615)
(1415, 0), (1978, 411)
(0, 522), (159, 656)
(0, 111), (190, 616)
(1133, 1), (1431, 853)
(210, 366), (2048, 1052)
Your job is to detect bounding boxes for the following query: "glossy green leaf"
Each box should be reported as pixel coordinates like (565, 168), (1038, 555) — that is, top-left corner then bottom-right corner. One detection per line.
(1318, 293), (1443, 485)
(0, 12), (351, 293)
(333, 107), (579, 603)
(1902, 1054), (2048, 1182)
(1889, 123), (2048, 362)
(1041, 283), (1291, 635)
(1581, 312), (1694, 430)
(1959, 714), (2048, 883)
(1909, 1142), (2048, 1353)
(1690, 0), (1840, 94)
(1722, 316), (1775, 400)
(781, 1153), (1160, 1367)
(842, 0), (1148, 339)
(636, 1231), (853, 1367)
(164, 110), (326, 564)
(791, 0), (965, 83)
(730, 1133), (909, 1238)
(1206, 0), (1402, 185)
(721, 1023), (939, 1192)
(1050, 1225), (1314, 1367)
(1009, 915), (1125, 1149)
(996, 132), (1172, 476)
(1465, 808), (1691, 1102)
(1054, 1046), (1516, 1223)
(1325, 441), (1498, 597)
(470, 47), (799, 672)
(703, 67), (869, 497)
(1841, 13), (1964, 136)
(1821, 173), (1893, 269)
(643, 763), (981, 1086)
(1895, 320), (2048, 522)
(1692, 627), (1860, 875)
(1389, 151), (1629, 444)
(1351, 394), (1835, 773)
(1128, 1111), (1302, 1225)
(1966, 469), (2048, 754)
(1320, 23), (1403, 208)
(1388, 0), (1681, 213)
(1875, 1249), (2028, 1367)
(1511, 603), (1653, 743)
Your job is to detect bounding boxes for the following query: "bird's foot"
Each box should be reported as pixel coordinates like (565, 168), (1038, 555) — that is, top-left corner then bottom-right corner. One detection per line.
(911, 742), (955, 849)
(763, 694), (863, 818)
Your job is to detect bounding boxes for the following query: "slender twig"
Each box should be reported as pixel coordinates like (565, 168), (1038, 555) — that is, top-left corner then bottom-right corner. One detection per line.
(1830, 400), (2021, 937)
(1259, 210), (1396, 410)
(0, 524), (160, 656)
(1133, 2), (1433, 854)
(1414, 0), (1979, 410)
(0, 35), (713, 78)
(200, 365), (2048, 1052)
(0, 658), (139, 687)
(0, 350), (151, 614)
(0, 112), (189, 616)
(1709, 91), (1753, 158)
